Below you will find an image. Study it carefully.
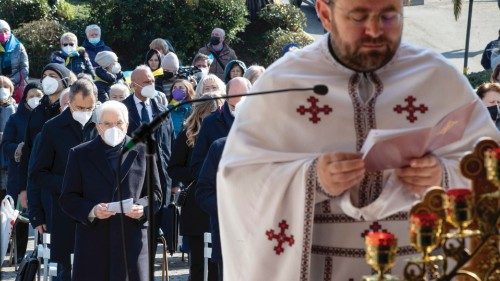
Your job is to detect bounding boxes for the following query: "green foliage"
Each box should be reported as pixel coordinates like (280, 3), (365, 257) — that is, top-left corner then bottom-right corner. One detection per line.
(88, 0), (248, 69)
(0, 0), (51, 29)
(258, 4), (306, 32)
(260, 28), (313, 66)
(235, 4), (313, 67)
(14, 20), (68, 78)
(53, 0), (78, 21)
(466, 70), (492, 89)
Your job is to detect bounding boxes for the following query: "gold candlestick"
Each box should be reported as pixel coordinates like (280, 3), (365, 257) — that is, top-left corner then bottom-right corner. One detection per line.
(443, 189), (480, 237)
(364, 232), (398, 281)
(484, 148), (500, 188)
(410, 212), (442, 262)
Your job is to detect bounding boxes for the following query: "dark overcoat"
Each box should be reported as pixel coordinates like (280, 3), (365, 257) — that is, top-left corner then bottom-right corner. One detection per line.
(60, 136), (162, 281)
(31, 108), (96, 266)
(122, 94), (174, 202)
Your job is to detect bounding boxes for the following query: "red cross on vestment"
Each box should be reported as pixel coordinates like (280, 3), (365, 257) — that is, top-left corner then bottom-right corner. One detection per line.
(361, 221), (388, 238)
(393, 95), (428, 123)
(296, 96), (332, 124)
(266, 220), (295, 255)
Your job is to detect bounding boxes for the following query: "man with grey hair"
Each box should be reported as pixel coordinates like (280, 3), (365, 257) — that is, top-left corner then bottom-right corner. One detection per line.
(32, 78), (98, 281)
(198, 27), (237, 79)
(82, 24), (113, 67)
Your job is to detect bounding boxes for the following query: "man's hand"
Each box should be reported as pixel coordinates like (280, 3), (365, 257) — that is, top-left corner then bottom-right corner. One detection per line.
(19, 190), (27, 209)
(14, 142), (24, 163)
(125, 204), (144, 220)
(94, 203), (116, 219)
(316, 152), (366, 197)
(36, 224), (47, 234)
(395, 155), (442, 196)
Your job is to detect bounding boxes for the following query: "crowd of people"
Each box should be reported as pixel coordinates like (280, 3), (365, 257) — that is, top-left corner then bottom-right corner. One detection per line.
(0, 18), (267, 281)
(0, 1), (499, 280)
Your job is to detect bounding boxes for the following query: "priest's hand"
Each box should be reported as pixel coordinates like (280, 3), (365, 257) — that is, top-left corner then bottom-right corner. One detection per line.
(316, 152), (366, 196)
(395, 155), (442, 196)
(94, 203), (116, 219)
(125, 204), (144, 220)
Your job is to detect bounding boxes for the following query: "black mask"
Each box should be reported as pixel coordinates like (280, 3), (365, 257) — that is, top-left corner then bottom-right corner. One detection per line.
(164, 72), (174, 80)
(487, 105), (499, 121)
(210, 36), (221, 46)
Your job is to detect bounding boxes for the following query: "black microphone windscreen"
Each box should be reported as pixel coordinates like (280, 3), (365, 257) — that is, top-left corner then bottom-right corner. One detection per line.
(313, 85), (328, 95)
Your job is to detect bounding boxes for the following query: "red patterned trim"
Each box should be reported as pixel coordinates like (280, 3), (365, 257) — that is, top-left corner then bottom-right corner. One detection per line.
(324, 256), (333, 281)
(314, 211), (408, 224)
(299, 161), (317, 280)
(312, 245), (417, 258)
(348, 73), (384, 207)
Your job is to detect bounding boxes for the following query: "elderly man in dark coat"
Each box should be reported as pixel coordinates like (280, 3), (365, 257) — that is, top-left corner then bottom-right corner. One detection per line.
(60, 100), (162, 281)
(31, 78), (98, 281)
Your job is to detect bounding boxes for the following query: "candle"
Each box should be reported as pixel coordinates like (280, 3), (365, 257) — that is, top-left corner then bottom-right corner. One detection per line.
(365, 231), (396, 247)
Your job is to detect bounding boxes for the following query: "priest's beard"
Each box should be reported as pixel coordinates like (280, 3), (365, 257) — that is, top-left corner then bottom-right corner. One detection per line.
(330, 23), (401, 72)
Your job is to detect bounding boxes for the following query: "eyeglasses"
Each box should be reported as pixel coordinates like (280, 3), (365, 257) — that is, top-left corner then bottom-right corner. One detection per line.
(99, 121), (125, 128)
(62, 43), (75, 47)
(334, 5), (402, 28)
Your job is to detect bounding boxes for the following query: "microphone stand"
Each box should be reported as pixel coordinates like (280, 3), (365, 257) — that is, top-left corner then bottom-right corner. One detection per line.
(119, 85), (328, 281)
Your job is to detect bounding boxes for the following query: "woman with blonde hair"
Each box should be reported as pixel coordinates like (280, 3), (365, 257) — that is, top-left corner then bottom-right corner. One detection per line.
(0, 75), (16, 199)
(167, 91), (223, 281)
(195, 74), (226, 98)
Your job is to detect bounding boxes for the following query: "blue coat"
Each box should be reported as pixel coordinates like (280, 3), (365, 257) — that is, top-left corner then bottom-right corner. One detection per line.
(82, 39), (112, 67)
(1, 103), (30, 199)
(31, 108), (97, 266)
(122, 94), (175, 203)
(195, 137), (226, 261)
(190, 102), (234, 178)
(60, 136), (162, 281)
(167, 103), (192, 137)
(50, 49), (95, 78)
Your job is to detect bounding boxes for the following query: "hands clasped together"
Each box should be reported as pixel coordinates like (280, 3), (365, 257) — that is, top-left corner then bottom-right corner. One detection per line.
(316, 152), (443, 197)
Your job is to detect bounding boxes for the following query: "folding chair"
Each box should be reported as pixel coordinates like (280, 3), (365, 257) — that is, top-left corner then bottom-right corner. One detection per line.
(203, 232), (212, 281)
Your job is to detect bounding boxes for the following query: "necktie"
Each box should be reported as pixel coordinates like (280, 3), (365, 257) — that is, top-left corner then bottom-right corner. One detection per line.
(140, 101), (150, 123)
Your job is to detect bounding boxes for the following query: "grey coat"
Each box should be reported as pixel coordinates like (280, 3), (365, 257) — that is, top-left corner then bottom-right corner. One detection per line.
(0, 35), (29, 85)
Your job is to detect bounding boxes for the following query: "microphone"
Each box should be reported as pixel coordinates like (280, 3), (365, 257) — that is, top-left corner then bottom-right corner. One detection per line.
(122, 84), (329, 153)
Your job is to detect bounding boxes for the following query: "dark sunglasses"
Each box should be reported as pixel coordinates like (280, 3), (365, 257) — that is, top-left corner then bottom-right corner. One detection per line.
(62, 43), (75, 47)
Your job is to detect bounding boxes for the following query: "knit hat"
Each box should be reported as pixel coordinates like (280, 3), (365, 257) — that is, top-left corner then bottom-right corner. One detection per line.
(95, 51), (118, 68)
(0, 20), (10, 31)
(161, 52), (179, 73)
(42, 63), (72, 87)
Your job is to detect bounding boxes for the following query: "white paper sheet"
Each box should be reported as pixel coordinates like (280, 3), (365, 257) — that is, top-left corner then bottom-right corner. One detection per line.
(107, 198), (134, 213)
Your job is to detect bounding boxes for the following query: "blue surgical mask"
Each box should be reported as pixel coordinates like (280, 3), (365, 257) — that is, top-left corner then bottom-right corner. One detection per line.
(88, 37), (100, 45)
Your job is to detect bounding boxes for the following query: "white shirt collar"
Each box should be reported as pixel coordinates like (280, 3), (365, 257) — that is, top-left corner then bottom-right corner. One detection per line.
(133, 94), (151, 106)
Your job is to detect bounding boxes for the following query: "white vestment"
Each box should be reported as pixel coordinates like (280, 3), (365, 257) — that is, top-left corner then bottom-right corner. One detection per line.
(217, 34), (500, 281)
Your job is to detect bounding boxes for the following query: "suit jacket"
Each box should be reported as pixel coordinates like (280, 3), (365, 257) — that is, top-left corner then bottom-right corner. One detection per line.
(60, 136), (162, 281)
(122, 94), (174, 203)
(31, 108), (97, 265)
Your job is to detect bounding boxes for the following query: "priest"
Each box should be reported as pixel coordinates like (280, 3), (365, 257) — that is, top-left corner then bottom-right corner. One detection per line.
(217, 0), (500, 280)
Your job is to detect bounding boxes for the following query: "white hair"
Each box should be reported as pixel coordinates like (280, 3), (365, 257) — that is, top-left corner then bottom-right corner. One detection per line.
(96, 100), (129, 124)
(109, 83), (130, 97)
(60, 32), (78, 44)
(195, 74), (226, 97)
(212, 28), (225, 38)
(85, 24), (101, 36)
